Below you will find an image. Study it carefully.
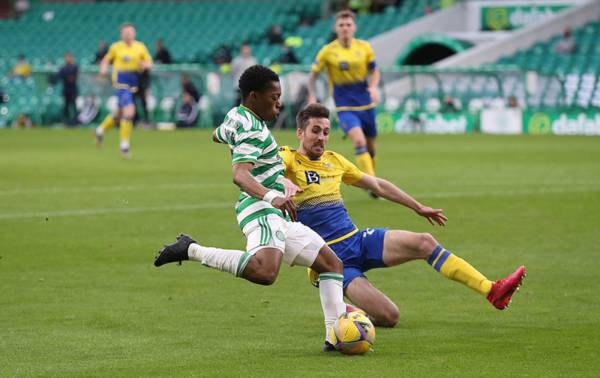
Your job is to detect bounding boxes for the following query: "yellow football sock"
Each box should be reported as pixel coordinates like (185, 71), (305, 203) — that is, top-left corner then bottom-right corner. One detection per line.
(428, 245), (493, 296)
(355, 148), (375, 176)
(99, 114), (115, 131)
(119, 118), (133, 144)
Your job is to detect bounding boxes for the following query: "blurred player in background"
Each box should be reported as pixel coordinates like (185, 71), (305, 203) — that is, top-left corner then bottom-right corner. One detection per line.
(154, 65), (347, 351)
(281, 104), (526, 327)
(308, 10), (380, 196)
(95, 23), (152, 158)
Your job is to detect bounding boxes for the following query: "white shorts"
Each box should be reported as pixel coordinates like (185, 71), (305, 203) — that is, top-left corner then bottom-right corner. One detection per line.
(242, 214), (325, 267)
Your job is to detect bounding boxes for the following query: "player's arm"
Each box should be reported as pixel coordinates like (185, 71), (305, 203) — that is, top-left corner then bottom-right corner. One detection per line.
(232, 163), (297, 221)
(307, 71), (319, 104)
(307, 47), (326, 104)
(99, 44), (115, 77)
(140, 45), (153, 70)
(213, 122), (231, 144)
(99, 55), (111, 76)
(212, 129), (225, 144)
(353, 174), (447, 226)
(283, 177), (302, 199)
(367, 67), (380, 103)
(366, 43), (380, 103)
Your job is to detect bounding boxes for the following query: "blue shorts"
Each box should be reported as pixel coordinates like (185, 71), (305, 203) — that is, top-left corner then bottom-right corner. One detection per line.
(337, 108), (377, 138)
(115, 88), (134, 108)
(329, 228), (387, 289)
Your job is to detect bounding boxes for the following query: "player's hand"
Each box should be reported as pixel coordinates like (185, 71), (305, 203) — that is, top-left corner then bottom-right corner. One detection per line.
(415, 205), (447, 226)
(139, 61), (151, 71)
(368, 86), (379, 103)
(283, 178), (303, 199)
(271, 197), (297, 222)
(307, 95), (318, 105)
(95, 73), (108, 84)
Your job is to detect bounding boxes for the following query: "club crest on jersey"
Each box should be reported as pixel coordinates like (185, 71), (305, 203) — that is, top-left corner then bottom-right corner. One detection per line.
(275, 230), (285, 242)
(305, 171), (320, 185)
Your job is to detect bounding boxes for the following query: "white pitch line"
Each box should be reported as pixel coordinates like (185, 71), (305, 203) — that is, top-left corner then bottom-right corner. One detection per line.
(0, 183), (232, 196)
(0, 203), (231, 220)
(0, 186), (598, 221)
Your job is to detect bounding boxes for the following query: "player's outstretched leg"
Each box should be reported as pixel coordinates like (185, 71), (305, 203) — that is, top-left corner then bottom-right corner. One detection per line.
(154, 234), (194, 266)
(486, 266), (527, 310)
(309, 244), (346, 351)
(154, 234), (281, 285)
(382, 230), (526, 310)
(345, 276), (400, 328)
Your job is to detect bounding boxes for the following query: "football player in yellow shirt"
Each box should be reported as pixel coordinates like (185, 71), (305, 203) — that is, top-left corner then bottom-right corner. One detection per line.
(280, 104), (526, 327)
(95, 23), (152, 158)
(308, 10), (379, 194)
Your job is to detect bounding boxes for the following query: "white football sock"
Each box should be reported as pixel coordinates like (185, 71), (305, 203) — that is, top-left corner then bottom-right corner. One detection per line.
(319, 272), (345, 342)
(188, 243), (251, 277)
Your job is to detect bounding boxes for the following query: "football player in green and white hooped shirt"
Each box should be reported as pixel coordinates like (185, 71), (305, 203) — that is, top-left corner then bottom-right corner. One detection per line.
(154, 65), (346, 351)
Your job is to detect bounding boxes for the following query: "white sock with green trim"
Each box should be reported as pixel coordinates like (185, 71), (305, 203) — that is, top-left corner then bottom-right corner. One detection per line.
(188, 243), (251, 277)
(319, 272), (345, 342)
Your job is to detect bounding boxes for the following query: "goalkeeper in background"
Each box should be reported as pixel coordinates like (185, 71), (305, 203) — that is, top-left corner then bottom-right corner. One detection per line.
(95, 23), (152, 158)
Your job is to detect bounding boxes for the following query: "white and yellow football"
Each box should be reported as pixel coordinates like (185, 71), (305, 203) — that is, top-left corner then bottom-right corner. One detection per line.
(333, 311), (376, 355)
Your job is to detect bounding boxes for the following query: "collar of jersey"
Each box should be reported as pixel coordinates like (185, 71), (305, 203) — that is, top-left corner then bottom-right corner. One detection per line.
(239, 104), (263, 121)
(335, 38), (355, 49)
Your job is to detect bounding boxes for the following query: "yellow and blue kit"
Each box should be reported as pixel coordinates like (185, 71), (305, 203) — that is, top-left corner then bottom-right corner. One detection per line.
(281, 146), (495, 296)
(280, 146), (387, 288)
(312, 39), (378, 137)
(105, 41), (152, 107)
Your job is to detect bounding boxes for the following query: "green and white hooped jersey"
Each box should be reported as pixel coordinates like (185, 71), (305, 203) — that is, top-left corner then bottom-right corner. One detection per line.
(214, 105), (286, 230)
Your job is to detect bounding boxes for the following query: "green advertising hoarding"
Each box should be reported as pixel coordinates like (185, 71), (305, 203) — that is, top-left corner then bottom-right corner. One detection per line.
(376, 111), (476, 134)
(481, 4), (570, 31)
(374, 109), (600, 135)
(524, 110), (600, 135)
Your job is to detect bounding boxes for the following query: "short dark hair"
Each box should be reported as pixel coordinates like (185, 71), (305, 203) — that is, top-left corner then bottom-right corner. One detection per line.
(296, 103), (330, 130)
(238, 65), (279, 99)
(120, 22), (135, 30)
(335, 10), (356, 21)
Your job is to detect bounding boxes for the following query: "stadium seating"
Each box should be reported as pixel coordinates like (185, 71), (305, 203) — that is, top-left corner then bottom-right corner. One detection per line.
(0, 0), (443, 126)
(0, 0), (321, 66)
(495, 20), (600, 108)
(277, 0), (441, 65)
(403, 20), (600, 111)
(0, 0), (441, 67)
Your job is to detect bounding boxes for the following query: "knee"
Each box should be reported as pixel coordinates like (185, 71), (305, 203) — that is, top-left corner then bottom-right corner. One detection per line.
(375, 305), (400, 328)
(255, 268), (278, 286)
(353, 139), (367, 149)
(419, 233), (438, 258)
(245, 260), (278, 286)
(317, 249), (343, 274)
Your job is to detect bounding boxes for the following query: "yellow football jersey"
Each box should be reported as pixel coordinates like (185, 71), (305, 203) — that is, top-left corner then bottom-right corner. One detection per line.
(105, 41), (152, 89)
(312, 39), (377, 111)
(279, 146), (364, 243)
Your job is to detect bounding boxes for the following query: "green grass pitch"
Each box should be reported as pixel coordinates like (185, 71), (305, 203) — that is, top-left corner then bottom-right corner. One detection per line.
(1, 128), (599, 377)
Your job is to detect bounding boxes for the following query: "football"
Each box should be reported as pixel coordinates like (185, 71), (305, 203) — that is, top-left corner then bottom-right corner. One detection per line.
(333, 311), (376, 355)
